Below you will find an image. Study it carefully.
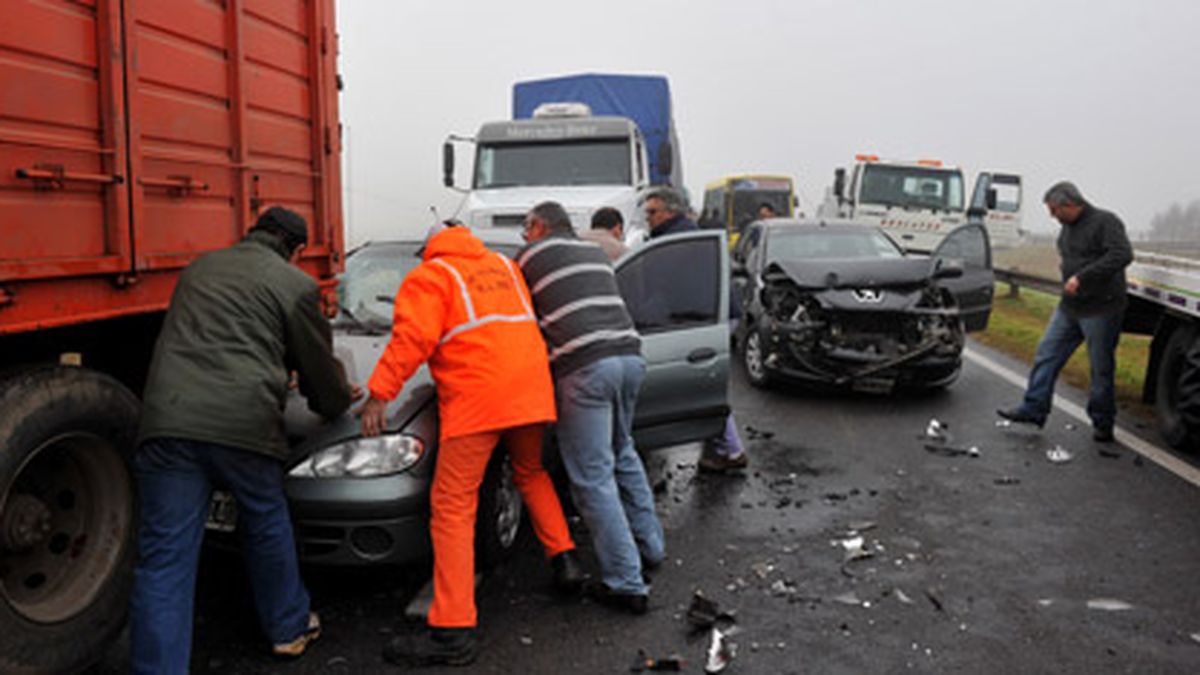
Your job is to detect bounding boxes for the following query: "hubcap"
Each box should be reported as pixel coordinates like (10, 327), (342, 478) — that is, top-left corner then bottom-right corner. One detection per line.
(745, 332), (766, 381)
(493, 458), (522, 549)
(0, 433), (132, 624)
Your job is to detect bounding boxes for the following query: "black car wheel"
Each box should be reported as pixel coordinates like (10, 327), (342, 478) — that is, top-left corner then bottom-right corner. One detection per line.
(1156, 324), (1200, 452)
(475, 450), (524, 568)
(0, 367), (139, 674)
(742, 329), (773, 388)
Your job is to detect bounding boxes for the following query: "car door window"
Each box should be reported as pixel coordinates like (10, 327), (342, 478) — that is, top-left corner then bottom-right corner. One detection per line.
(617, 237), (720, 334)
(934, 225), (989, 271)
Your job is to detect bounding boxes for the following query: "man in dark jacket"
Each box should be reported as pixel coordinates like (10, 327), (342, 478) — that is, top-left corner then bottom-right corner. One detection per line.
(997, 182), (1133, 442)
(131, 207), (357, 674)
(642, 188), (749, 472)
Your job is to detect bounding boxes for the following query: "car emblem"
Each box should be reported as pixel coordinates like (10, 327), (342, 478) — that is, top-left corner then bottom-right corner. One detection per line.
(853, 289), (884, 303)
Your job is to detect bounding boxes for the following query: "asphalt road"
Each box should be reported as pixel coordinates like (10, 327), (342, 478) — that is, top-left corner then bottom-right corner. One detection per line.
(96, 340), (1200, 674)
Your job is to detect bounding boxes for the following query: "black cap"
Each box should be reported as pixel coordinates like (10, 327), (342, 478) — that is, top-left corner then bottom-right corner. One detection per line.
(253, 206), (309, 247)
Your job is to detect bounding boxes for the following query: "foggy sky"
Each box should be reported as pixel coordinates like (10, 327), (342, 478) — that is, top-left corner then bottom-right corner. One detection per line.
(337, 0), (1200, 245)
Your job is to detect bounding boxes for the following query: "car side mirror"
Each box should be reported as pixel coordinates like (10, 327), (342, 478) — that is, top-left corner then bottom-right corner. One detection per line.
(986, 187), (998, 210)
(442, 142), (455, 188)
(833, 168), (846, 201)
(933, 259), (964, 280)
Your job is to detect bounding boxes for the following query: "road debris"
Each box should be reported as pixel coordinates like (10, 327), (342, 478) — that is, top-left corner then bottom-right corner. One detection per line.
(924, 418), (948, 440)
(1046, 445), (1074, 463)
(519, 635), (533, 646)
(631, 650), (684, 672)
(925, 588), (945, 612)
(925, 442), (980, 458)
(894, 588), (915, 605)
(750, 561), (775, 579)
(770, 579), (798, 597)
(686, 592), (736, 630)
(848, 520), (877, 533)
(1065, 422), (1077, 431)
(1190, 632), (1200, 645)
(839, 536), (873, 562)
(1087, 598), (1134, 611)
(995, 419), (1013, 428)
(832, 591), (863, 606)
(1097, 447), (1122, 459)
(744, 425), (775, 441)
(994, 476), (1021, 486)
(704, 627), (736, 674)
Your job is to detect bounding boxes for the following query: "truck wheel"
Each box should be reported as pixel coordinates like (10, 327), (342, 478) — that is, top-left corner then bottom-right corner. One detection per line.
(0, 367), (139, 673)
(475, 450), (524, 569)
(742, 329), (773, 388)
(1155, 325), (1200, 452)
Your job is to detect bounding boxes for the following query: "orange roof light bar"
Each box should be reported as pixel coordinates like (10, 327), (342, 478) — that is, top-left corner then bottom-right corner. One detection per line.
(917, 159), (943, 167)
(855, 154), (879, 162)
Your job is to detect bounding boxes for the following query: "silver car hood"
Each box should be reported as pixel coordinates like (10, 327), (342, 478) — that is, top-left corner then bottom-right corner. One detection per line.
(283, 333), (436, 466)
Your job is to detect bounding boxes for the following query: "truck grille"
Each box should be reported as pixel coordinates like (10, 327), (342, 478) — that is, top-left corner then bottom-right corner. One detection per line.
(491, 214), (525, 228)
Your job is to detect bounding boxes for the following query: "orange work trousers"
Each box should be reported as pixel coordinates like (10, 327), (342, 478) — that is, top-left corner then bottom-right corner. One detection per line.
(428, 423), (574, 628)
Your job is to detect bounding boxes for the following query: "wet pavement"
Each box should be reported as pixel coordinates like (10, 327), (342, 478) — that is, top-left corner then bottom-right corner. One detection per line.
(95, 341), (1200, 673)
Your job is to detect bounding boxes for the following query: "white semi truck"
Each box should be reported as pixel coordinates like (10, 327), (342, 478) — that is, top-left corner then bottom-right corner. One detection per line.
(818, 155), (1023, 252)
(442, 74), (680, 240)
(1125, 251), (1200, 450)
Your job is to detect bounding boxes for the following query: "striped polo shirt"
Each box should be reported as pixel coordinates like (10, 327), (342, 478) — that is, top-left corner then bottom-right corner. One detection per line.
(517, 233), (641, 378)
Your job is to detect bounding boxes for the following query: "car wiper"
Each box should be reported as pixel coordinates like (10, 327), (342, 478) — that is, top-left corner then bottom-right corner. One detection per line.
(335, 303), (376, 333)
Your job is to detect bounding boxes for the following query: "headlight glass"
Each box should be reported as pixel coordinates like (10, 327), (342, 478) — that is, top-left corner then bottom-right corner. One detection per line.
(289, 434), (425, 478)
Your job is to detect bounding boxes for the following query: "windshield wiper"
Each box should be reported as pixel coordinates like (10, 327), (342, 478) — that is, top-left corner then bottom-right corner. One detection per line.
(335, 303), (378, 334)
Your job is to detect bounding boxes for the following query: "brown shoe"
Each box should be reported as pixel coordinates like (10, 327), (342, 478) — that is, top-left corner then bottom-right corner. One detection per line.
(272, 611), (321, 659)
(698, 452), (748, 474)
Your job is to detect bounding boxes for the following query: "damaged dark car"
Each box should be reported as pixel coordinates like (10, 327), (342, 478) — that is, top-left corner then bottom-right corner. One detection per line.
(731, 219), (993, 393)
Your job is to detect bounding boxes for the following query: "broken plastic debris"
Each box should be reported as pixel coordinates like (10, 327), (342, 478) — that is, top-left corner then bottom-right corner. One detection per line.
(631, 650), (684, 672)
(1190, 632), (1200, 645)
(924, 418), (948, 439)
(1087, 598), (1134, 611)
(519, 635), (533, 646)
(895, 588), (915, 605)
(770, 579), (797, 597)
(995, 419), (1012, 428)
(1037, 599), (1054, 607)
(1046, 446), (1074, 463)
(750, 561), (775, 579)
(833, 591), (863, 606)
(924, 589), (945, 612)
(704, 627), (736, 674)
(994, 476), (1021, 486)
(839, 536), (873, 562)
(686, 592), (736, 630)
(848, 520), (877, 533)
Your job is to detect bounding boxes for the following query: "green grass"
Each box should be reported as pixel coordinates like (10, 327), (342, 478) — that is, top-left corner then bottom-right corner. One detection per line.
(974, 284), (1152, 420)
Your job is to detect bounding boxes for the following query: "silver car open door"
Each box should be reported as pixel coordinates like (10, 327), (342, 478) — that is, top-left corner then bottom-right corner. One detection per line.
(616, 230), (731, 450)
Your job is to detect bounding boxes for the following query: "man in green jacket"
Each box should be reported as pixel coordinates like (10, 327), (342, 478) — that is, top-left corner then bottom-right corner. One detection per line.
(131, 207), (357, 674)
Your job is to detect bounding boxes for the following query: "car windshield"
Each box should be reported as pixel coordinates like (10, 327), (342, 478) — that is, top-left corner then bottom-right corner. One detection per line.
(335, 240), (522, 332)
(474, 139), (631, 188)
(859, 164), (964, 212)
(769, 228), (904, 261)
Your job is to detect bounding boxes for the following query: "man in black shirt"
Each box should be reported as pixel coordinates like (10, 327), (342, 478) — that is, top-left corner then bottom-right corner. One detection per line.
(997, 181), (1133, 442)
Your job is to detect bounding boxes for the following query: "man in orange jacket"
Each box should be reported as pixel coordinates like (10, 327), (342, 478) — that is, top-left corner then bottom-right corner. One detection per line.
(359, 222), (582, 668)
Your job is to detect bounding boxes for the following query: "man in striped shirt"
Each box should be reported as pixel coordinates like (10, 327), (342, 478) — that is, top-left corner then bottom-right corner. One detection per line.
(518, 201), (664, 614)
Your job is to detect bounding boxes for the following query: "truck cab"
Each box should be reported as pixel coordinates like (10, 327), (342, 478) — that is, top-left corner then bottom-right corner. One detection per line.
(819, 155), (1022, 253)
(444, 106), (651, 239)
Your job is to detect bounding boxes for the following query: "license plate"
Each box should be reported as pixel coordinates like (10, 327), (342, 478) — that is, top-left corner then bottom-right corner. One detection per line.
(205, 491), (238, 532)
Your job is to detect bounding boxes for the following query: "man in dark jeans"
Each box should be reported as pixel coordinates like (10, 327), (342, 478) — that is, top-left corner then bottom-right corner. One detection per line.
(997, 182), (1133, 442)
(642, 187), (749, 472)
(131, 207), (358, 674)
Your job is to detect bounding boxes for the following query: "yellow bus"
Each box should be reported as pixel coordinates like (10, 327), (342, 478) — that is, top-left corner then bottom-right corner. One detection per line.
(700, 174), (796, 245)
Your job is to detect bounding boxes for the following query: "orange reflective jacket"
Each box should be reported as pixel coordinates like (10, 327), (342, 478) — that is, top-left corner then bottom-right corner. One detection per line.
(367, 227), (555, 441)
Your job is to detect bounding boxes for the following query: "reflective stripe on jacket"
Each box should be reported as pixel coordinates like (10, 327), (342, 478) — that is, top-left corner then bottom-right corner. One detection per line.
(367, 227), (556, 441)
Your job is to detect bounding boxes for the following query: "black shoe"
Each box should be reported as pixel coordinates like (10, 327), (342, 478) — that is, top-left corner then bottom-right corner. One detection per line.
(584, 581), (648, 615)
(382, 627), (478, 668)
(996, 407), (1046, 428)
(1093, 427), (1115, 443)
(551, 550), (585, 594)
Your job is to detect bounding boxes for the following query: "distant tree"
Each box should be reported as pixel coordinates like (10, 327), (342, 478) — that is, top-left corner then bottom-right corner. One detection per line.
(1148, 200), (1200, 241)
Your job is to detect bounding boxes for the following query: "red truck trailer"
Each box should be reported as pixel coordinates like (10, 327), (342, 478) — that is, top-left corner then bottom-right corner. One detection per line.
(0, 1), (343, 670)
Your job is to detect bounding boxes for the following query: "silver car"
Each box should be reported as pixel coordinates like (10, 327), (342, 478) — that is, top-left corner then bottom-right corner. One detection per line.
(207, 229), (731, 566)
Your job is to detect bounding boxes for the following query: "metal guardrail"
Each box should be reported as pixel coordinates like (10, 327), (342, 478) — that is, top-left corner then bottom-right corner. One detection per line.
(993, 268), (1061, 298)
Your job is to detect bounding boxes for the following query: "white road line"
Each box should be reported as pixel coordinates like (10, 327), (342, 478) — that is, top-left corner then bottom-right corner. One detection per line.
(964, 347), (1200, 488)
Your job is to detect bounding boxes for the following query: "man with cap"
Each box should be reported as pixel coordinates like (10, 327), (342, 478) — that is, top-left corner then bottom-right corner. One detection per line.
(130, 206), (359, 673)
(361, 221), (582, 668)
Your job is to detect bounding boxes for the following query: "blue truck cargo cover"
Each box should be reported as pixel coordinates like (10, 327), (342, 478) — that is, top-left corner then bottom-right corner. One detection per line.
(513, 73), (681, 187)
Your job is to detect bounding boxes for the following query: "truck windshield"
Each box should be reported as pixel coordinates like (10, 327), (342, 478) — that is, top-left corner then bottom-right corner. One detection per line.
(859, 165), (964, 212)
(475, 139), (631, 188)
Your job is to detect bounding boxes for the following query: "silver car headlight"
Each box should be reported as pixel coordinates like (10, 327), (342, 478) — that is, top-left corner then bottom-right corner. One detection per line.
(289, 434), (425, 478)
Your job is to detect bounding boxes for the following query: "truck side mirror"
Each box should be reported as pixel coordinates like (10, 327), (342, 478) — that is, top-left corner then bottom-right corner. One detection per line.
(656, 140), (673, 179)
(833, 168), (846, 203)
(442, 142), (455, 188)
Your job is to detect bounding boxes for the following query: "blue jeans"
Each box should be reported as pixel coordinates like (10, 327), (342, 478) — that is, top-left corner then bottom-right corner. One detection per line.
(129, 438), (311, 675)
(555, 355), (664, 595)
(1018, 305), (1124, 430)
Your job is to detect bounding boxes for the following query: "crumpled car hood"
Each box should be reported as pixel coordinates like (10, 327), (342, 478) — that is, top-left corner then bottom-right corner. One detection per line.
(283, 333), (435, 466)
(767, 257), (934, 290)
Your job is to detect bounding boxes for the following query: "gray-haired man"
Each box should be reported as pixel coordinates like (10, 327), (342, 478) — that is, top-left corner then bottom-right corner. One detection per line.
(997, 181), (1133, 442)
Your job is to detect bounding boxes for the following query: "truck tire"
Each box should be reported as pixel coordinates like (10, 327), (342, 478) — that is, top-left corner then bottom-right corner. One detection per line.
(475, 450), (524, 569)
(1155, 325), (1200, 452)
(0, 366), (140, 673)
